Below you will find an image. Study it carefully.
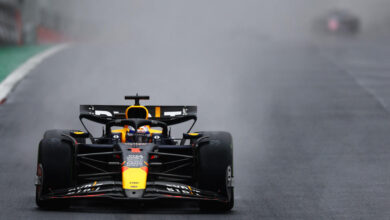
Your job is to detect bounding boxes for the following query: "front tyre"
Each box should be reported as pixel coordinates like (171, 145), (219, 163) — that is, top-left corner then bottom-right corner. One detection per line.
(36, 130), (75, 209)
(197, 131), (234, 212)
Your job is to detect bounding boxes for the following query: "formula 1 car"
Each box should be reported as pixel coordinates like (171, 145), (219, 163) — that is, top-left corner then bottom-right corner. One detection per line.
(312, 9), (360, 36)
(35, 95), (234, 211)
(324, 9), (360, 34)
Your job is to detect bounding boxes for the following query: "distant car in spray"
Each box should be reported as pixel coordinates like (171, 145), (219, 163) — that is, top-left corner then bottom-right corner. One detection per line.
(314, 9), (360, 35)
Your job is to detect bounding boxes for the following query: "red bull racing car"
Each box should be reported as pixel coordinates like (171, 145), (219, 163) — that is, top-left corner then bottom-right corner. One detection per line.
(35, 95), (234, 211)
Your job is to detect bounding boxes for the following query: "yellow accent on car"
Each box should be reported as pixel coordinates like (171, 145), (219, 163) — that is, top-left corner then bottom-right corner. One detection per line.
(125, 105), (149, 119)
(73, 131), (85, 135)
(122, 167), (148, 190)
(149, 128), (162, 134)
(155, 106), (161, 118)
(188, 133), (199, 136)
(188, 186), (193, 194)
(112, 128), (129, 143)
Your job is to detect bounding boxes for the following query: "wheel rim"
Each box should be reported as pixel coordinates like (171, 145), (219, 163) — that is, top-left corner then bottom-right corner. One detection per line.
(36, 163), (43, 201)
(226, 165), (233, 202)
(226, 165), (232, 187)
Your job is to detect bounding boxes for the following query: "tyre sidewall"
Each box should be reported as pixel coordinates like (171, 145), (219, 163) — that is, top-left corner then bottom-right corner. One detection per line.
(197, 131), (233, 197)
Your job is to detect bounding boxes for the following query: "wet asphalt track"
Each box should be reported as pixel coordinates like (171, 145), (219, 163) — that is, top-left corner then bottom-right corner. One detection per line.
(1, 35), (390, 219)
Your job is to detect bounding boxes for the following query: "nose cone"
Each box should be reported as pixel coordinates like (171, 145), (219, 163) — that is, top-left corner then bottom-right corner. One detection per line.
(117, 143), (155, 198)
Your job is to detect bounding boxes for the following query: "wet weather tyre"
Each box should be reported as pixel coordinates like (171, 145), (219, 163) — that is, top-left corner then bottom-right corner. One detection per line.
(197, 131), (234, 212)
(36, 130), (75, 209)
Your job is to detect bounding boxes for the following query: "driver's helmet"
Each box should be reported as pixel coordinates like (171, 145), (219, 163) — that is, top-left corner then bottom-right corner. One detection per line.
(129, 126), (150, 134)
(126, 126), (151, 143)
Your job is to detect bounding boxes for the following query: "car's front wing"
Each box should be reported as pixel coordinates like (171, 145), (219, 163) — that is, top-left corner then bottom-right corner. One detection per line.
(41, 180), (228, 203)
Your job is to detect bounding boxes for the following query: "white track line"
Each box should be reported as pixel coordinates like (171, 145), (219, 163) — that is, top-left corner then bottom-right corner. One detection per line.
(0, 43), (70, 103)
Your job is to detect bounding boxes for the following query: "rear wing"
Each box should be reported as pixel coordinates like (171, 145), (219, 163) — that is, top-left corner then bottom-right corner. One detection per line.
(80, 105), (197, 121)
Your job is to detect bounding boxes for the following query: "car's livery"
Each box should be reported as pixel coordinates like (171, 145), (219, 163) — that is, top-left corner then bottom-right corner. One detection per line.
(36, 95), (234, 211)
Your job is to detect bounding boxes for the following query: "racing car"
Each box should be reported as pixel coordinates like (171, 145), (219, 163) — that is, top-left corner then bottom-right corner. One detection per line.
(323, 9), (360, 34)
(312, 9), (360, 36)
(35, 95), (234, 211)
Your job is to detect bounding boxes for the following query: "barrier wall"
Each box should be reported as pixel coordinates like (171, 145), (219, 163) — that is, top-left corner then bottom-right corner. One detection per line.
(0, 3), (21, 44)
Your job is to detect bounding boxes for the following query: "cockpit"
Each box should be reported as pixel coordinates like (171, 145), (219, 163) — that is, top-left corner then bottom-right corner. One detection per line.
(111, 105), (162, 143)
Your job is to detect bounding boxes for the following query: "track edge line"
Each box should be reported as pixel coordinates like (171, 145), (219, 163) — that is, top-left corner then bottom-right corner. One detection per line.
(0, 43), (70, 104)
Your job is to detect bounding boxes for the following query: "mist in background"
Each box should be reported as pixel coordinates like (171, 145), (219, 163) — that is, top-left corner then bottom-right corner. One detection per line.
(41, 0), (390, 41)
(25, 0), (390, 132)
(2, 0), (390, 47)
(2, 0), (390, 133)
(1, 0), (390, 46)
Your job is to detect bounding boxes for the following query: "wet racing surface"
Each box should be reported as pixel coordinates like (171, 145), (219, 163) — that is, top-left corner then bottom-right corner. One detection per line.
(1, 31), (390, 219)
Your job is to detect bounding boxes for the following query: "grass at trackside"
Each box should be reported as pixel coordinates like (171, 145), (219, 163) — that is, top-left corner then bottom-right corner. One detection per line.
(0, 45), (50, 83)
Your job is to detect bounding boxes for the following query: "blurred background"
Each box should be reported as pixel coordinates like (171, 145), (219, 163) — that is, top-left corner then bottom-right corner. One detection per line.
(1, 0), (390, 45)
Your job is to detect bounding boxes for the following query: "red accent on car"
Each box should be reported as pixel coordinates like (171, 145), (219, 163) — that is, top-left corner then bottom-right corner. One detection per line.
(122, 166), (129, 172)
(36, 164), (42, 177)
(131, 148), (141, 153)
(164, 194), (183, 198)
(50, 193), (105, 199)
(141, 166), (148, 173)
